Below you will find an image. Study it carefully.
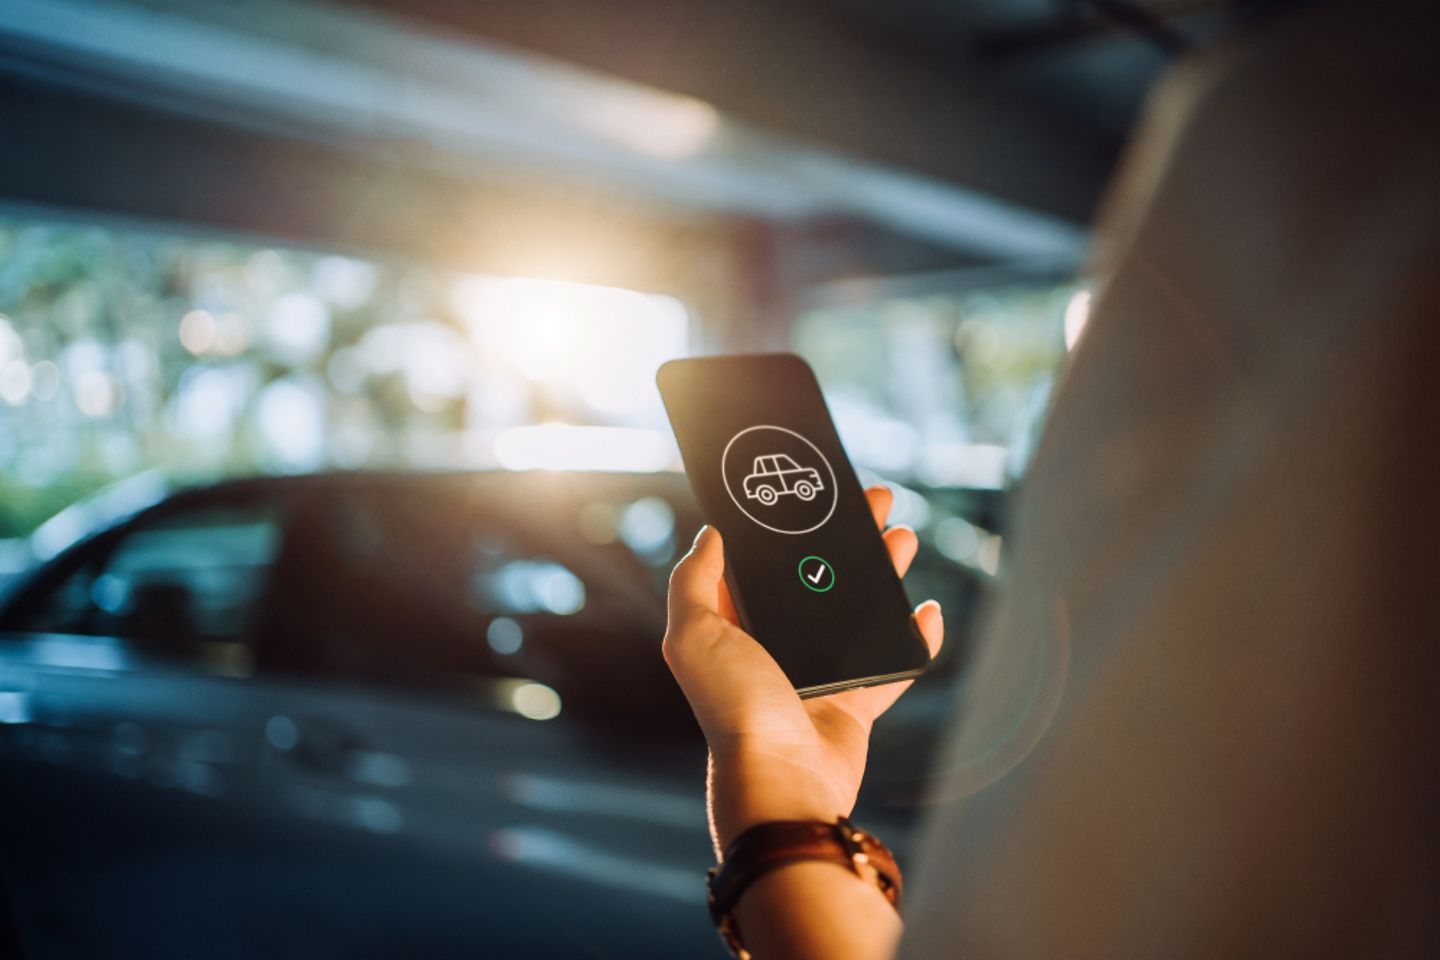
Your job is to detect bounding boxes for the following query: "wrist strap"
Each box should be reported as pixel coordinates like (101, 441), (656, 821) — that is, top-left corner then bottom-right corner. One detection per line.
(706, 816), (902, 959)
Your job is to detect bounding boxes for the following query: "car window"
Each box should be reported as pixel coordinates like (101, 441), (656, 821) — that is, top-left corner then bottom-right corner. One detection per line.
(251, 483), (609, 692)
(18, 503), (282, 676)
(777, 454), (798, 471)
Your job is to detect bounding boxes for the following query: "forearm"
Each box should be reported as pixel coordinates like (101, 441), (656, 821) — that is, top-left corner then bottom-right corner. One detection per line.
(708, 753), (902, 960)
(729, 862), (903, 960)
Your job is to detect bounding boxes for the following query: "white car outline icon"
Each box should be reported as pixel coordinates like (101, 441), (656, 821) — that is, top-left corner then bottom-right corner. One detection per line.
(742, 454), (825, 505)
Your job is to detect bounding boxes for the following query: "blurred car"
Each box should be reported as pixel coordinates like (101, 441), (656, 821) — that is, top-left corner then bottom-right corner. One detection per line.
(0, 470), (174, 606)
(0, 470), (982, 958)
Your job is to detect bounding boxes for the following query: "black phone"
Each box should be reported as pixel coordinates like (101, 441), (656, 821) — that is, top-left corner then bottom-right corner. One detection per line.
(657, 353), (930, 697)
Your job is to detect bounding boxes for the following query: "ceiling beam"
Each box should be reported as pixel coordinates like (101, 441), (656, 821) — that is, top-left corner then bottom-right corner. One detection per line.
(0, 0), (1091, 262)
(352, 0), (1117, 221)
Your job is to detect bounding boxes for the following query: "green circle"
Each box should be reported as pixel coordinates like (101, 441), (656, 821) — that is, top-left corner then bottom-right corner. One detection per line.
(797, 555), (835, 593)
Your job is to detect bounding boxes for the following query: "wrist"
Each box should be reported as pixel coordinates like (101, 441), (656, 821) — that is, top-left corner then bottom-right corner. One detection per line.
(707, 751), (848, 854)
(707, 816), (905, 960)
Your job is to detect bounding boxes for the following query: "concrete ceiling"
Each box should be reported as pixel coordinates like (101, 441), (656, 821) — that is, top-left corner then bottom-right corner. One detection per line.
(0, 0), (1241, 281)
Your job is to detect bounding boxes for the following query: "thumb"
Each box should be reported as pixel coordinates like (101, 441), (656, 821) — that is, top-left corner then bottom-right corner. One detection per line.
(668, 525), (726, 625)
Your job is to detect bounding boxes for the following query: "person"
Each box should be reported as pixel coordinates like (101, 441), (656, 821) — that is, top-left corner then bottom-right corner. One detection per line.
(662, 0), (1440, 956)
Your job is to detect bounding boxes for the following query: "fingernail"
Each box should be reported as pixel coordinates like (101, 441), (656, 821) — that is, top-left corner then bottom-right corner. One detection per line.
(915, 599), (942, 618)
(692, 524), (711, 548)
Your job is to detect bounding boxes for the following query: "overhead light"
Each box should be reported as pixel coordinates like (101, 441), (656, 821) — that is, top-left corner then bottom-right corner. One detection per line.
(571, 89), (721, 159)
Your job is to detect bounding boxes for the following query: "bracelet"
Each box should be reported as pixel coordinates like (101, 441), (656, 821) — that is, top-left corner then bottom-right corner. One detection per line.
(706, 816), (903, 959)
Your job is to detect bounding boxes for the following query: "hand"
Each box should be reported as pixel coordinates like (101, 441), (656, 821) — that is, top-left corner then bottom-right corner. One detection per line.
(663, 486), (944, 853)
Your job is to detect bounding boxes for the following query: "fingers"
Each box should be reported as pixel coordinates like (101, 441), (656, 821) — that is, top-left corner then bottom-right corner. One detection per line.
(668, 526), (726, 624)
(882, 525), (918, 578)
(864, 485), (893, 530)
(869, 486), (917, 578)
(819, 599), (944, 721)
(868, 486), (918, 578)
(913, 599), (944, 659)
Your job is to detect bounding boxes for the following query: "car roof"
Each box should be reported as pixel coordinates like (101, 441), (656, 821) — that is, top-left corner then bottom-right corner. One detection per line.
(3, 469), (696, 629)
(151, 466), (691, 506)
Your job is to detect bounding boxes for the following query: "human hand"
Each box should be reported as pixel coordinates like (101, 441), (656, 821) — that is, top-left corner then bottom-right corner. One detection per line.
(663, 486), (944, 853)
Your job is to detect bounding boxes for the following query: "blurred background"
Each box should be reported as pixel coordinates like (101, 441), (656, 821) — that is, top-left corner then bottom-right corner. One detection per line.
(0, 0), (1241, 956)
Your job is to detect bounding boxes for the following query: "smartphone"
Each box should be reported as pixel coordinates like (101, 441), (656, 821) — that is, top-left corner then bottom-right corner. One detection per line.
(657, 353), (930, 697)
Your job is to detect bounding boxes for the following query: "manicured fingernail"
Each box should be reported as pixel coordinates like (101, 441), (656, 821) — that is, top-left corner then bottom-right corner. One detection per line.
(692, 524), (712, 548)
(915, 599), (942, 618)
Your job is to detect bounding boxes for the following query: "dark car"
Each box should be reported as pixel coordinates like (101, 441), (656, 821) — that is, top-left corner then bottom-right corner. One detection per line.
(0, 470), (981, 959)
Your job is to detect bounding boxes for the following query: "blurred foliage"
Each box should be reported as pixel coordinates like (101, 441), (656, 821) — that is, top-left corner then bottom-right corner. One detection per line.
(0, 210), (1074, 543)
(0, 215), (421, 537)
(0, 214), (689, 540)
(0, 470), (116, 539)
(795, 282), (1077, 485)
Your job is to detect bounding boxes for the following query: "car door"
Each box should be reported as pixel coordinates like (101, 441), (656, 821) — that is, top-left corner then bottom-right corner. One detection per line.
(0, 494), (305, 955)
(0, 482), (723, 958)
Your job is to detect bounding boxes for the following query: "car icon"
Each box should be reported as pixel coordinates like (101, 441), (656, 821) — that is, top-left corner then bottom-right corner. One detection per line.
(742, 454), (824, 505)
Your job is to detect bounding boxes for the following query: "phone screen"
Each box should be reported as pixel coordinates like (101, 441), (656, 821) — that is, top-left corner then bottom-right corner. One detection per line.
(658, 353), (929, 696)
